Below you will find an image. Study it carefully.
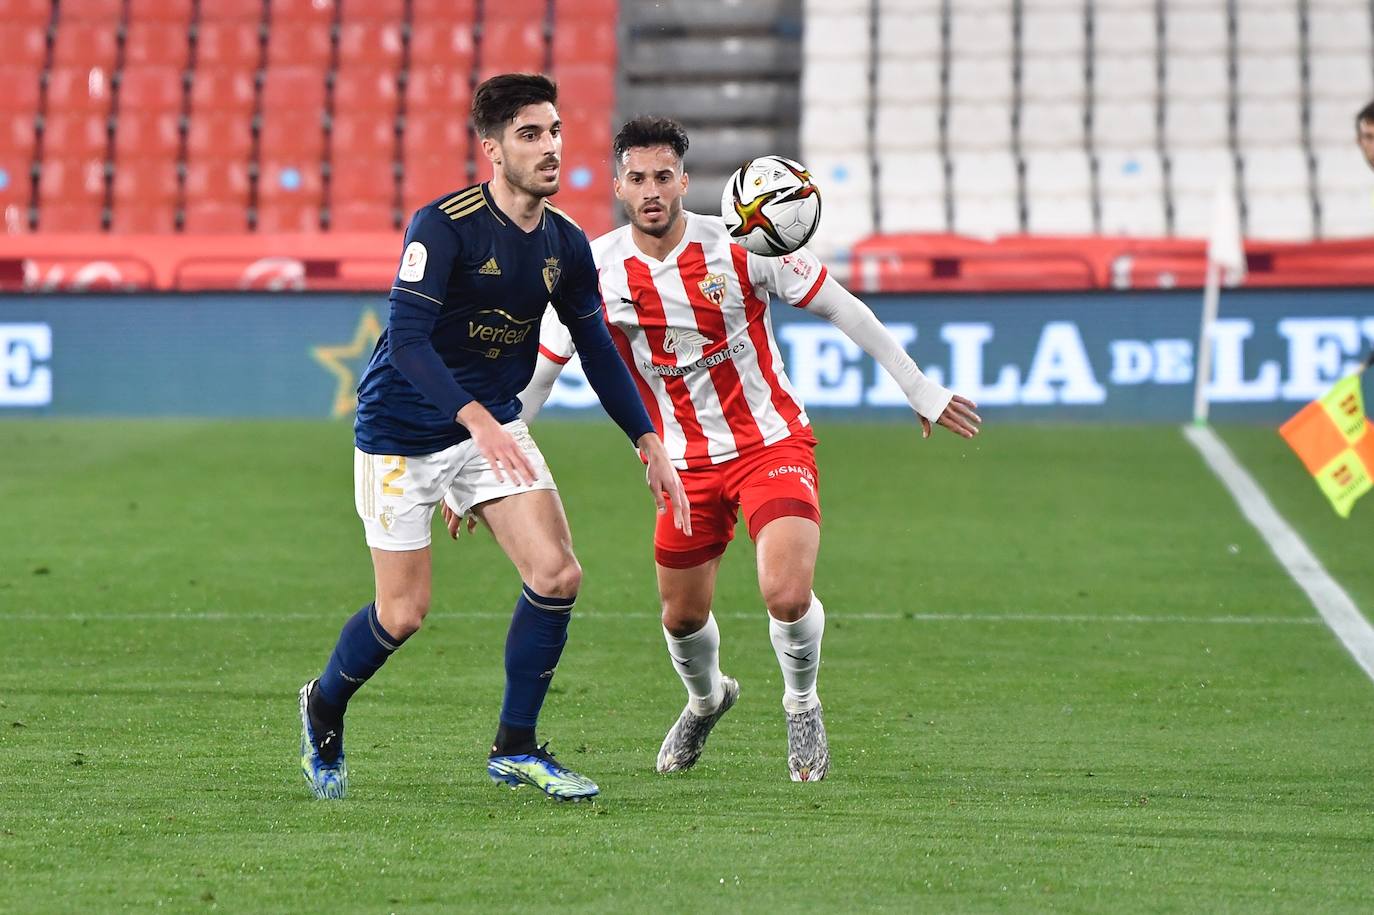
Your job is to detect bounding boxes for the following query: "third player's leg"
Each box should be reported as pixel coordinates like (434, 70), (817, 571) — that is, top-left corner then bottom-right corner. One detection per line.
(371, 546), (433, 639)
(475, 489), (582, 598)
(754, 516), (820, 622)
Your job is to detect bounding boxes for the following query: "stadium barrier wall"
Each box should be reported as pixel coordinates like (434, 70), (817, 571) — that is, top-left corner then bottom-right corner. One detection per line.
(1, 289), (1370, 422)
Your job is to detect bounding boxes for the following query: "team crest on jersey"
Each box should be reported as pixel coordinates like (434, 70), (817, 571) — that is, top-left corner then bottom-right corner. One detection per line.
(697, 272), (728, 306)
(662, 327), (713, 362)
(542, 257), (561, 293)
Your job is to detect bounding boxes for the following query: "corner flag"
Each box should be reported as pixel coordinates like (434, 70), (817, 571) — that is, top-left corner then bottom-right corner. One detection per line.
(1278, 367), (1374, 517)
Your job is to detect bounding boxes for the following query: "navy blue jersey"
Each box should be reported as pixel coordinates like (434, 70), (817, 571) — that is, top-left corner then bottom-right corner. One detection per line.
(355, 183), (651, 455)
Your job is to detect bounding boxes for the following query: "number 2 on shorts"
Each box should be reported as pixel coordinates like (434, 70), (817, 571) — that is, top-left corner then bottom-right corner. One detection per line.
(381, 455), (406, 496)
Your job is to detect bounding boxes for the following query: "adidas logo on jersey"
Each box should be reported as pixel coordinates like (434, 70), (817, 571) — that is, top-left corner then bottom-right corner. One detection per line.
(479, 258), (501, 276)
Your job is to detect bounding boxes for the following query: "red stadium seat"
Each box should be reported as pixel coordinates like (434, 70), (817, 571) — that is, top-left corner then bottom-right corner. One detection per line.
(401, 153), (467, 210)
(261, 66), (327, 111)
(333, 67), (399, 112)
(337, 23), (403, 68)
(42, 113), (110, 159)
(411, 0), (476, 25)
(124, 23), (192, 69)
(194, 23), (262, 66)
(480, 22), (545, 74)
(331, 158), (394, 204)
(259, 111), (326, 161)
(59, 0), (122, 21)
(114, 111), (181, 160)
(39, 202), (106, 231)
(269, 0), (336, 26)
(118, 66), (186, 112)
(331, 112), (396, 159)
(330, 200), (393, 231)
(47, 66), (115, 114)
(3, 205), (31, 234)
(552, 21), (615, 67)
(0, 158), (30, 207)
(483, 0), (547, 23)
(266, 23), (333, 67)
(129, 0), (194, 23)
(402, 112), (470, 168)
(4, 0), (52, 24)
(188, 69), (256, 113)
(405, 65), (472, 115)
(197, 0), (264, 23)
(407, 23), (475, 67)
(553, 0), (616, 21)
(38, 157), (105, 204)
(0, 67), (42, 113)
(339, 0), (403, 24)
(0, 25), (49, 67)
(6, 115), (38, 161)
(551, 63), (614, 111)
(550, 186), (610, 236)
(111, 158), (179, 204)
(185, 115), (253, 159)
(183, 159), (251, 201)
(109, 202), (178, 233)
(183, 201), (248, 232)
(256, 201), (321, 232)
(258, 160), (323, 203)
(52, 23), (120, 70)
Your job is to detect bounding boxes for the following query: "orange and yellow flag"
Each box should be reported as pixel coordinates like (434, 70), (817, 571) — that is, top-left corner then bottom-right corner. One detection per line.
(1279, 372), (1373, 518)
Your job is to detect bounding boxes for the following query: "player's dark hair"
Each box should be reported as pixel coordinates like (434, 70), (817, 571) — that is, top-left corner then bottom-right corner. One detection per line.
(612, 116), (690, 168)
(471, 73), (559, 138)
(1357, 100), (1374, 129)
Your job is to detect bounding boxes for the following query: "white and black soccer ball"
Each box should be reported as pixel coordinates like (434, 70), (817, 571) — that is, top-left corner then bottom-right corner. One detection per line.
(721, 155), (822, 257)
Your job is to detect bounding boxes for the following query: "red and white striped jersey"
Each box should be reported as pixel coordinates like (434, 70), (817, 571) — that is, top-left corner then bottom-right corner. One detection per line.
(539, 212), (829, 469)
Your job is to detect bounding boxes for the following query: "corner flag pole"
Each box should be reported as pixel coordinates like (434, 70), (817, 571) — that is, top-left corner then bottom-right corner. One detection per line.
(1192, 172), (1246, 425)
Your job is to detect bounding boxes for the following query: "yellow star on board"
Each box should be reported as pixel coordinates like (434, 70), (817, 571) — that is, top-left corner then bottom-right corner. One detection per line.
(312, 309), (383, 418)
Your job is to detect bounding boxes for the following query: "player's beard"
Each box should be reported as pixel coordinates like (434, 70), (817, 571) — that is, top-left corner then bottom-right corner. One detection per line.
(503, 155), (561, 199)
(627, 196), (681, 238)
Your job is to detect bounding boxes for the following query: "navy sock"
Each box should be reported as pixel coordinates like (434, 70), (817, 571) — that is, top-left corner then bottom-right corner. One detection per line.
(494, 585), (573, 753)
(316, 603), (406, 714)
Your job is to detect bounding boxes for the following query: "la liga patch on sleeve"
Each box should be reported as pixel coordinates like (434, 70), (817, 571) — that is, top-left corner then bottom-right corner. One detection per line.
(399, 242), (428, 282)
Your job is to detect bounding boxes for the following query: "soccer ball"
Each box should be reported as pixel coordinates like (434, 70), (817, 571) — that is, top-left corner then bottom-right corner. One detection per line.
(721, 155), (822, 257)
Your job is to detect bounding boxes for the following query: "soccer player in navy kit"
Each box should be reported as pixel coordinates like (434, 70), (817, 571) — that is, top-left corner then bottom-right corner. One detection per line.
(298, 74), (689, 801)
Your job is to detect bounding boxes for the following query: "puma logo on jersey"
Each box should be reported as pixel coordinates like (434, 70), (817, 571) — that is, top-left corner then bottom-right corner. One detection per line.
(662, 327), (713, 362)
(478, 257), (501, 276)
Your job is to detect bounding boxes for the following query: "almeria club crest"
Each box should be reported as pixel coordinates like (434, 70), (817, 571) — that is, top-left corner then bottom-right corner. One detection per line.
(698, 272), (727, 307)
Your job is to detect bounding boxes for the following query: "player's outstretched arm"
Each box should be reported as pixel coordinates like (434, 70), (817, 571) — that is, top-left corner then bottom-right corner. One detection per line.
(803, 275), (982, 439)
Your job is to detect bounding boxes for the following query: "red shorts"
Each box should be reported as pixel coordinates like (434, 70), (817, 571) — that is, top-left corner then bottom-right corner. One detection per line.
(655, 432), (821, 569)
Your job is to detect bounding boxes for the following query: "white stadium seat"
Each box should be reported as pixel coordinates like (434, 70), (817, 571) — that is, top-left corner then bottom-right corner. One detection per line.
(801, 58), (868, 105)
(1164, 99), (1230, 148)
(874, 101), (941, 151)
(804, 152), (874, 255)
(877, 152), (947, 233)
(1308, 53), (1374, 100)
(949, 6), (1012, 57)
(1164, 9), (1228, 55)
(1019, 55), (1086, 102)
(1022, 0), (1090, 9)
(1172, 193), (1219, 239)
(1236, 98), (1302, 146)
(954, 195), (1021, 237)
(1026, 191), (1095, 234)
(1234, 52), (1301, 99)
(1023, 148), (1093, 194)
(876, 56), (942, 105)
(1097, 148), (1164, 196)
(946, 100), (1014, 152)
(1309, 98), (1359, 146)
(1094, 9), (1158, 55)
(801, 104), (868, 155)
(1020, 9), (1085, 55)
(1092, 53), (1158, 101)
(1170, 147), (1236, 195)
(877, 11), (942, 59)
(1018, 100), (1086, 150)
(1163, 53), (1228, 101)
(1235, 8), (1299, 53)
(951, 151), (1019, 196)
(947, 57), (1014, 102)
(1245, 191), (1314, 241)
(1306, 6), (1372, 55)
(1092, 100), (1159, 149)
(804, 13), (871, 59)
(1319, 191), (1374, 239)
(1242, 146), (1310, 193)
(1100, 191), (1167, 236)
(1314, 144), (1374, 193)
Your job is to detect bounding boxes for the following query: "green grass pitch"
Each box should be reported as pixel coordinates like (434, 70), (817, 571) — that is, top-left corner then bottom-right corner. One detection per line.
(2, 419), (1373, 912)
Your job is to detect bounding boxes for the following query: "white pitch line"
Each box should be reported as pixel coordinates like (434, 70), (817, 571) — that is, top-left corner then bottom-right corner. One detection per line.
(5, 610), (1318, 626)
(1184, 424), (1374, 683)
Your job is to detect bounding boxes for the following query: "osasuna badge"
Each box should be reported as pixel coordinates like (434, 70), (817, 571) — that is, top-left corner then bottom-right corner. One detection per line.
(542, 256), (561, 293)
(398, 241), (427, 282)
(698, 272), (727, 306)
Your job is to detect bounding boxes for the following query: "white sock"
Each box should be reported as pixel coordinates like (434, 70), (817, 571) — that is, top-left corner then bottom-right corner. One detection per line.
(663, 613), (725, 716)
(769, 594), (825, 714)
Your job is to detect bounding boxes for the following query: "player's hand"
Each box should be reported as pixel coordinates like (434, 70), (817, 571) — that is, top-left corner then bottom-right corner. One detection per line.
(921, 394), (982, 439)
(638, 434), (692, 537)
(458, 402), (538, 485)
(440, 500), (478, 540)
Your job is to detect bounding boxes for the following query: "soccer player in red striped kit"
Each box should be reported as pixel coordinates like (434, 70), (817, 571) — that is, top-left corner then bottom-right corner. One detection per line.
(447, 116), (982, 781)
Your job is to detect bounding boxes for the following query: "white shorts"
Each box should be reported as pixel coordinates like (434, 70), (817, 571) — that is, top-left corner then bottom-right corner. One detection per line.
(354, 419), (558, 551)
